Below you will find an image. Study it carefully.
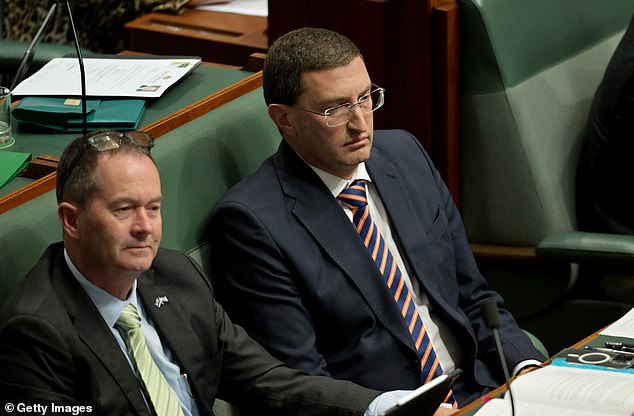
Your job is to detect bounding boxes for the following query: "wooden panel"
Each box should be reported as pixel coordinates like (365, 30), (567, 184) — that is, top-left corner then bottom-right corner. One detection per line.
(125, 9), (268, 67)
(431, 0), (461, 206)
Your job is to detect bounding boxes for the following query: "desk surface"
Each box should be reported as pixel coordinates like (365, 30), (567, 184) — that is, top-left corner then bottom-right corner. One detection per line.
(0, 63), (261, 210)
(456, 330), (634, 415)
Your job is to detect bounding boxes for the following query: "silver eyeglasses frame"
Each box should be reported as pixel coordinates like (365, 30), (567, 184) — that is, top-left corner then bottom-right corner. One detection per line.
(297, 84), (385, 127)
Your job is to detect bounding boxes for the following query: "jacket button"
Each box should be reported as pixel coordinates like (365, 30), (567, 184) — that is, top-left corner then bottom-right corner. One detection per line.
(407, 359), (420, 373)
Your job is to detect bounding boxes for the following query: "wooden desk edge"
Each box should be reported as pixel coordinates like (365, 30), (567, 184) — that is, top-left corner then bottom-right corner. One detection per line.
(142, 70), (263, 138)
(0, 71), (263, 215)
(455, 328), (607, 415)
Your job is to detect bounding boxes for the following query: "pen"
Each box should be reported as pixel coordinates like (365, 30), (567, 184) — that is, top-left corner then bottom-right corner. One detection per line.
(585, 346), (634, 356)
(605, 342), (634, 353)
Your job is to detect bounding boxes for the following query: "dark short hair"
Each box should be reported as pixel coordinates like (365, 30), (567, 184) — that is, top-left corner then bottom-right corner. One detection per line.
(263, 27), (362, 106)
(56, 130), (154, 206)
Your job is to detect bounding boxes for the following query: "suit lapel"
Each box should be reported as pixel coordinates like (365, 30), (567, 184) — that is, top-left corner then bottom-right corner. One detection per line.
(136, 273), (211, 415)
(366, 148), (445, 304)
(274, 144), (416, 352)
(53, 264), (150, 415)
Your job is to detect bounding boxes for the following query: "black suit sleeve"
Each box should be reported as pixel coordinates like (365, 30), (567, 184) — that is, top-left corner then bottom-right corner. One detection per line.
(213, 296), (381, 416)
(0, 316), (80, 405)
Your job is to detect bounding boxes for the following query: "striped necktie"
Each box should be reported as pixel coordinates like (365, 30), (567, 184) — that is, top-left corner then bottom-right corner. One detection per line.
(116, 304), (185, 416)
(338, 179), (457, 406)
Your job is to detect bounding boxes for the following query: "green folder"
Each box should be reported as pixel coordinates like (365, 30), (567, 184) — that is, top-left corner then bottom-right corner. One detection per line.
(0, 150), (31, 189)
(12, 97), (145, 132)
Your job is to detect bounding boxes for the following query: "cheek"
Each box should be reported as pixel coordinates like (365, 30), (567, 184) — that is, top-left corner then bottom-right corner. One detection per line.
(154, 217), (163, 241)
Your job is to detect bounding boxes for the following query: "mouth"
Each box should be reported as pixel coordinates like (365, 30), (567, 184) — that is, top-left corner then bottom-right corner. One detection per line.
(126, 245), (153, 253)
(345, 136), (369, 146)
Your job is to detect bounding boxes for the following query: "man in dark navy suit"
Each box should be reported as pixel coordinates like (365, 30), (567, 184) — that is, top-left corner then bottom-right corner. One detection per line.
(210, 27), (545, 413)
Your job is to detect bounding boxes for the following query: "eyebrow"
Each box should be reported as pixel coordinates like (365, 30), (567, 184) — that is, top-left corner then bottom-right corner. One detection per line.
(320, 84), (374, 108)
(109, 195), (163, 207)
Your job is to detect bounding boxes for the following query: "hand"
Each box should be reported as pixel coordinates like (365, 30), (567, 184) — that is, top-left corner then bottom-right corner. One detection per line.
(517, 365), (541, 376)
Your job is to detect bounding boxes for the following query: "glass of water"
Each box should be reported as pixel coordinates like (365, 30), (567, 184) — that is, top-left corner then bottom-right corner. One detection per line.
(0, 86), (14, 149)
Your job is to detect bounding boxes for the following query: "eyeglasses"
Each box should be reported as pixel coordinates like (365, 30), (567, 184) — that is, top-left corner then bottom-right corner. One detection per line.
(297, 85), (385, 127)
(56, 130), (154, 202)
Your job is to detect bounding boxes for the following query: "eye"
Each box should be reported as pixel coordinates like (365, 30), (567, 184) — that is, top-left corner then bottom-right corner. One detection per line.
(358, 92), (371, 103)
(324, 103), (350, 117)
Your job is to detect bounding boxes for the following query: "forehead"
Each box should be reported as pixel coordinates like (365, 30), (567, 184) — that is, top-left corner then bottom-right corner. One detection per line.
(95, 152), (159, 190)
(300, 57), (371, 101)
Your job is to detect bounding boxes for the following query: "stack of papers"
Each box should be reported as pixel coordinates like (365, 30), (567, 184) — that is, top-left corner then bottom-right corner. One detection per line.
(11, 56), (200, 132)
(12, 57), (201, 98)
(475, 364), (634, 415)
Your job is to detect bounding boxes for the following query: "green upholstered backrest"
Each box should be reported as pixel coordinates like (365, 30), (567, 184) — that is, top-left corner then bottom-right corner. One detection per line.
(155, 89), (280, 265)
(0, 191), (60, 303)
(0, 88), (280, 304)
(458, 0), (634, 246)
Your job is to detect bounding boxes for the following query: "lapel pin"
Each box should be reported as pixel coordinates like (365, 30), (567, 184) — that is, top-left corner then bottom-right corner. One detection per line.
(154, 295), (169, 308)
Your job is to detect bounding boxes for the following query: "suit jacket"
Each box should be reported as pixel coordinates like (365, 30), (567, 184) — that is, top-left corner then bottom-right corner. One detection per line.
(0, 242), (379, 415)
(577, 13), (634, 234)
(210, 129), (545, 405)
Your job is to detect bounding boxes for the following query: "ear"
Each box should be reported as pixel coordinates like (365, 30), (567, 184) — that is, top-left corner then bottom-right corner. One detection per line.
(58, 202), (81, 240)
(268, 104), (296, 139)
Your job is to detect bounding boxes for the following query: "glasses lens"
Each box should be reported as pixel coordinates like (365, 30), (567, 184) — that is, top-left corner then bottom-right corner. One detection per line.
(368, 87), (384, 112)
(125, 131), (154, 148)
(325, 106), (350, 127)
(324, 86), (384, 127)
(87, 131), (153, 151)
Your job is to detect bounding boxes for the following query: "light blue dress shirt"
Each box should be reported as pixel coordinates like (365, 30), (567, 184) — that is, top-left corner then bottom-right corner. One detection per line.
(64, 250), (200, 416)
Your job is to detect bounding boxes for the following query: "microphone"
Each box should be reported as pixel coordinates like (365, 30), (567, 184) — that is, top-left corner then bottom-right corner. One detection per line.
(59, 0), (88, 135)
(480, 298), (516, 416)
(10, 3), (58, 91)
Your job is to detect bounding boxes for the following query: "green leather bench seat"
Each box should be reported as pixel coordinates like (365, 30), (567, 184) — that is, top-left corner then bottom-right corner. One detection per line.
(456, 0), (634, 353)
(0, 88), (281, 304)
(459, 0), (634, 246)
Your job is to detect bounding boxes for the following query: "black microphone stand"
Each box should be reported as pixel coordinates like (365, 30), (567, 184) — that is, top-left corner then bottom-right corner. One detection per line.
(60, 1), (88, 135)
(10, 3), (57, 92)
(480, 298), (516, 416)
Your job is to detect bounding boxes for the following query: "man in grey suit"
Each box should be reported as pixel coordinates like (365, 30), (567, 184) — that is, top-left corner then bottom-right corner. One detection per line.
(209, 28), (545, 412)
(0, 130), (391, 415)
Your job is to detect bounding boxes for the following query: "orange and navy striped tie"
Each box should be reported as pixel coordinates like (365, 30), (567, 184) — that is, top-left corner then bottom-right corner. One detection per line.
(338, 179), (457, 407)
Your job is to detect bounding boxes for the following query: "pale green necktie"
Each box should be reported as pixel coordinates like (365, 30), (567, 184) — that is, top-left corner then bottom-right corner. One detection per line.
(116, 304), (185, 416)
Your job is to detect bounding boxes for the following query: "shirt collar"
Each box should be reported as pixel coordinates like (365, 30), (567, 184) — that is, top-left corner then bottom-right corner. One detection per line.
(307, 162), (372, 198)
(64, 248), (139, 329)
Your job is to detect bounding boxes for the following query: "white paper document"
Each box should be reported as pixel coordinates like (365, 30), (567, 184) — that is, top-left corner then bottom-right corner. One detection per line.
(196, 0), (267, 16)
(12, 57), (201, 98)
(601, 307), (634, 338)
(474, 365), (634, 416)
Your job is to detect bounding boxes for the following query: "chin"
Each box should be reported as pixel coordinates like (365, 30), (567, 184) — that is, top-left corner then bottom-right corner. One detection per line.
(121, 255), (155, 272)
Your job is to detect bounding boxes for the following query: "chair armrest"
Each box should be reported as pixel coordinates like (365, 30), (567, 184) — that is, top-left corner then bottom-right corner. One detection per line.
(537, 231), (634, 264)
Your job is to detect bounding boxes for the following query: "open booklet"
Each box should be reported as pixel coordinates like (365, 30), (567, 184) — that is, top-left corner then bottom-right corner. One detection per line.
(474, 361), (634, 416)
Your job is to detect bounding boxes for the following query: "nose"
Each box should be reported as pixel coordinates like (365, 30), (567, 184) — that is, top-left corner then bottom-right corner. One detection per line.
(346, 105), (369, 132)
(132, 208), (154, 236)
